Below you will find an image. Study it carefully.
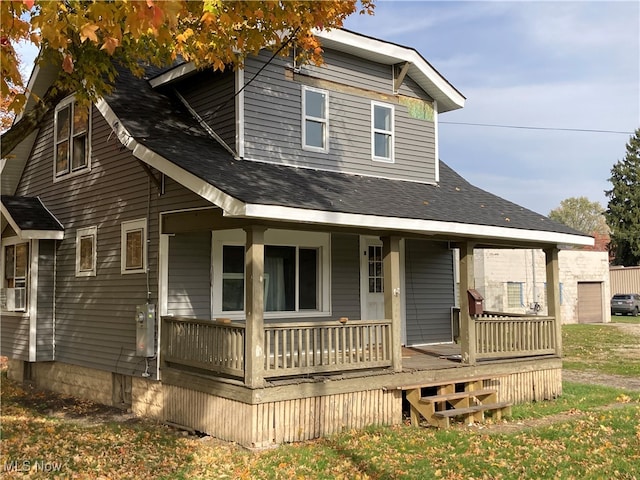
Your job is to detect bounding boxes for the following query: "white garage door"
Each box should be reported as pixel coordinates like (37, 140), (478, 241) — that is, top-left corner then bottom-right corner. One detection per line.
(577, 282), (603, 324)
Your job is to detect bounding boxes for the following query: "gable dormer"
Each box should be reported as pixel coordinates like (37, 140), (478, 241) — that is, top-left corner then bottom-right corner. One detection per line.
(151, 29), (464, 185)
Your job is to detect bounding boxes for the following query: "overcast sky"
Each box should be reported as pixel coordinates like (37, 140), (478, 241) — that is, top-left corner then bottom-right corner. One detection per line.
(344, 1), (639, 215)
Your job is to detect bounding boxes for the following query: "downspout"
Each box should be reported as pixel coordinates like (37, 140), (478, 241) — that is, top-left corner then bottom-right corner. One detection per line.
(532, 249), (537, 310)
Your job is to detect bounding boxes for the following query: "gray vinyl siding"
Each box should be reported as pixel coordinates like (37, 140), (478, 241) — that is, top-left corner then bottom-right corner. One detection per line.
(404, 240), (455, 345)
(36, 240), (55, 361)
(167, 232), (211, 318)
(329, 233), (361, 320)
(397, 75), (434, 102)
(0, 314), (29, 360)
(242, 49), (437, 183)
(176, 70), (236, 151)
(13, 104), (213, 379)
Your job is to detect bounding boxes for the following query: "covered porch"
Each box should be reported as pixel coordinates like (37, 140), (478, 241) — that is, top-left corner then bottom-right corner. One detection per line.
(153, 206), (573, 447)
(159, 207), (564, 387)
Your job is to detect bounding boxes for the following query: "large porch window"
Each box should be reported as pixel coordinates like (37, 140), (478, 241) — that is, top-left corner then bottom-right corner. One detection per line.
(2, 240), (29, 312)
(213, 230), (329, 318)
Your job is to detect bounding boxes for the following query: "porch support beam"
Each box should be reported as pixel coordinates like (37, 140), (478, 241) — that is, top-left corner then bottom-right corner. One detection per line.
(382, 235), (402, 372)
(544, 247), (562, 357)
(459, 241), (477, 365)
(244, 226), (266, 388)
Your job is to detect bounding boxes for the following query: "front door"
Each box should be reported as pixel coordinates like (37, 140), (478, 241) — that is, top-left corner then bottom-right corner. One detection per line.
(360, 237), (384, 320)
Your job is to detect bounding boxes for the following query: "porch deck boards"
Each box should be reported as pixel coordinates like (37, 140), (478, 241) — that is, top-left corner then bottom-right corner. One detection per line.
(401, 345), (462, 371)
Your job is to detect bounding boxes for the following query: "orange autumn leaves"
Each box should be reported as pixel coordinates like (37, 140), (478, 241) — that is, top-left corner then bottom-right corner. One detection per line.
(1, 0), (374, 119)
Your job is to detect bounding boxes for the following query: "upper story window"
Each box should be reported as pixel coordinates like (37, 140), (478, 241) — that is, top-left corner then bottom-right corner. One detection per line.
(302, 86), (329, 152)
(54, 97), (91, 180)
(371, 101), (394, 163)
(76, 226), (97, 277)
(2, 240), (29, 312)
(121, 219), (147, 274)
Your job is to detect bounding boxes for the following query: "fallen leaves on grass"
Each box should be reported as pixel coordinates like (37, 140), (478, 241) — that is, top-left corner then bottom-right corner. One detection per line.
(1, 378), (639, 479)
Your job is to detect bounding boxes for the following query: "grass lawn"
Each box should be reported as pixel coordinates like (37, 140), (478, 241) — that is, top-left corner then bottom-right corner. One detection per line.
(2, 319), (639, 479)
(562, 318), (640, 377)
(1, 377), (639, 479)
(611, 314), (640, 324)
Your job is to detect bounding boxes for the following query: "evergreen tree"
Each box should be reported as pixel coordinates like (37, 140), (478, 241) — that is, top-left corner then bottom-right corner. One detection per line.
(605, 128), (640, 265)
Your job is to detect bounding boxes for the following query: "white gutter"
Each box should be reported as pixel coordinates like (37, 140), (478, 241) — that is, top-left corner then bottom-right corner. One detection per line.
(95, 98), (246, 216)
(238, 204), (594, 247)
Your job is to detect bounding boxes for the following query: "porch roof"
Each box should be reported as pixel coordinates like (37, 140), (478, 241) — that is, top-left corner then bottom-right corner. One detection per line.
(101, 68), (592, 247)
(1, 195), (64, 240)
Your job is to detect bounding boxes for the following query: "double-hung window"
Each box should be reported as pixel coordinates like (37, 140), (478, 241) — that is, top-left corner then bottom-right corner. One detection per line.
(213, 230), (330, 318)
(121, 219), (147, 274)
(76, 226), (97, 277)
(302, 86), (329, 152)
(54, 97), (90, 179)
(2, 241), (29, 312)
(371, 101), (394, 162)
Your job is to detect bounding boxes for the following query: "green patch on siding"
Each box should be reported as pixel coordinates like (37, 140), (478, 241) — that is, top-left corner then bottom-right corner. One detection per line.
(399, 97), (434, 121)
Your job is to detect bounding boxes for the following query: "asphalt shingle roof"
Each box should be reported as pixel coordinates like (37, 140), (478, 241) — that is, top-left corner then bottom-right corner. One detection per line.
(1, 195), (64, 232)
(104, 68), (584, 238)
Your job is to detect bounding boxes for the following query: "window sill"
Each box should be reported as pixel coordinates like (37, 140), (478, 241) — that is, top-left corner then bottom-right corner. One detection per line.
(214, 310), (331, 321)
(302, 145), (329, 154)
(53, 167), (91, 183)
(1, 311), (29, 318)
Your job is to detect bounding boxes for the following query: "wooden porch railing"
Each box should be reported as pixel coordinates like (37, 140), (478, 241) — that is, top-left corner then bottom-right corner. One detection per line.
(161, 317), (393, 380)
(474, 313), (556, 359)
(161, 317), (245, 377)
(263, 320), (393, 377)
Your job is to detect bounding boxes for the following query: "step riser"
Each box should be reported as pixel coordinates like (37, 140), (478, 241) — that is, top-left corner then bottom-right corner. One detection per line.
(404, 379), (512, 429)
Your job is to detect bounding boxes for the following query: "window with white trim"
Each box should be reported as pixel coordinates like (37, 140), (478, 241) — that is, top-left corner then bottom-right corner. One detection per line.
(121, 219), (147, 274)
(371, 101), (394, 162)
(302, 86), (329, 152)
(506, 282), (524, 308)
(54, 97), (91, 179)
(76, 226), (97, 277)
(213, 230), (330, 319)
(1, 240), (29, 312)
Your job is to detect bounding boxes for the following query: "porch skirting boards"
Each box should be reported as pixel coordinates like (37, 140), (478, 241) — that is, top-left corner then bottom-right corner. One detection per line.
(7, 358), (562, 448)
(494, 366), (562, 404)
(163, 385), (403, 448)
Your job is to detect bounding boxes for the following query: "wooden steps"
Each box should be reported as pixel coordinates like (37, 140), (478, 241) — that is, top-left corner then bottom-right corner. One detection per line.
(396, 377), (512, 428)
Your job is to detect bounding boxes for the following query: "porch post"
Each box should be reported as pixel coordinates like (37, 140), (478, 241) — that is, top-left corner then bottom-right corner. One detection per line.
(544, 247), (562, 357)
(459, 241), (477, 365)
(244, 226), (266, 388)
(382, 235), (402, 372)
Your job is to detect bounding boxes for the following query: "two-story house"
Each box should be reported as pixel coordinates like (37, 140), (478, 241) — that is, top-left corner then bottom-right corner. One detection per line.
(1, 29), (592, 447)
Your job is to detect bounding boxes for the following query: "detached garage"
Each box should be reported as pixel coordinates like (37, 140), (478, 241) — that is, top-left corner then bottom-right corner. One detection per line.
(473, 249), (610, 324)
(577, 281), (604, 323)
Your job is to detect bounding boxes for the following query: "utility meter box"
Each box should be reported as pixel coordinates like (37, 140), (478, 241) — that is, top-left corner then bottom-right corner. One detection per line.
(467, 289), (484, 316)
(135, 303), (156, 357)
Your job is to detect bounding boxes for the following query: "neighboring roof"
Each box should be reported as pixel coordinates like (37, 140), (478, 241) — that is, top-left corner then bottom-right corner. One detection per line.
(1, 195), (64, 240)
(98, 67), (592, 247)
